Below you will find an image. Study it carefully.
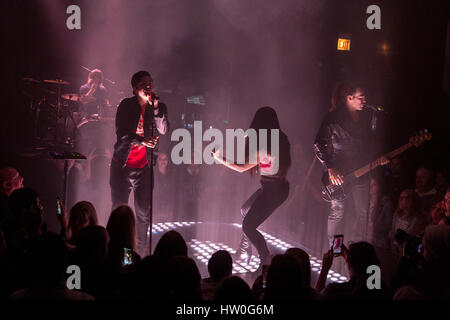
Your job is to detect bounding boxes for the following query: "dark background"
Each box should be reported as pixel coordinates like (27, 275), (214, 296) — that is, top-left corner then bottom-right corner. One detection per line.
(1, 0), (449, 255)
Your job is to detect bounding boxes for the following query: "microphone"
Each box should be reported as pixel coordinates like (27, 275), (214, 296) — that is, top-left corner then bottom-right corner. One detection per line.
(145, 92), (160, 107)
(150, 92), (160, 101)
(364, 104), (387, 113)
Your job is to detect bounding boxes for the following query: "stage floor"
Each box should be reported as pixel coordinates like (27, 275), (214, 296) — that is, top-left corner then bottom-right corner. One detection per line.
(150, 221), (348, 287)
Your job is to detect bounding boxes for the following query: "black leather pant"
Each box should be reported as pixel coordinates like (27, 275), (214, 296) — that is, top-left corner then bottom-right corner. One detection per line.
(240, 178), (289, 265)
(328, 181), (369, 246)
(110, 160), (153, 256)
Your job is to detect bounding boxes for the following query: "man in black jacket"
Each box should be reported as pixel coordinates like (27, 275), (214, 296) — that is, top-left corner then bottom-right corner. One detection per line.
(313, 82), (373, 246)
(110, 71), (169, 256)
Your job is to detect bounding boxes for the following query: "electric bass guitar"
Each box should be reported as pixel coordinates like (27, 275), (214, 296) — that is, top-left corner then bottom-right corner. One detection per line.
(321, 130), (432, 202)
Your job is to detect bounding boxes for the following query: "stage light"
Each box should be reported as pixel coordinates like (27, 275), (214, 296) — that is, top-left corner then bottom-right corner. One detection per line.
(380, 42), (389, 55)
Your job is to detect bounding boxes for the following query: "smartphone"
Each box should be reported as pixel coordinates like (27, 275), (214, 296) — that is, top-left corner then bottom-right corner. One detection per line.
(123, 248), (133, 266)
(332, 235), (344, 256)
(417, 243), (423, 254)
(262, 264), (269, 289)
(56, 196), (62, 215)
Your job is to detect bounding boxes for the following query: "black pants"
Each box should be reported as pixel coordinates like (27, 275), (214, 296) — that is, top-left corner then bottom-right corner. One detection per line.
(241, 178), (289, 265)
(110, 160), (153, 256)
(329, 181), (369, 246)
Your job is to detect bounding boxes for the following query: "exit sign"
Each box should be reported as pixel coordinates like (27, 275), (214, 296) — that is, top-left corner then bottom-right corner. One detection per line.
(337, 38), (351, 51)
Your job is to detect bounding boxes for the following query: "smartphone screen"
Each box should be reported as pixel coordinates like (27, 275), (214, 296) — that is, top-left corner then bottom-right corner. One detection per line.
(123, 248), (133, 266)
(332, 235), (344, 255)
(56, 197), (62, 215)
(262, 265), (268, 289)
(417, 243), (423, 254)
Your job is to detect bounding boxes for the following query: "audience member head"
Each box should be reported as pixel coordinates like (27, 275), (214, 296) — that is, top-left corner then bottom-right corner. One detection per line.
(285, 247), (311, 288)
(444, 190), (450, 217)
(28, 232), (67, 288)
(397, 189), (419, 215)
(157, 153), (169, 173)
(214, 276), (254, 301)
(415, 167), (435, 194)
(9, 187), (43, 237)
(0, 167), (23, 197)
(68, 201), (97, 242)
(208, 250), (232, 281)
(370, 175), (386, 200)
(265, 254), (308, 300)
(106, 205), (136, 251)
(153, 230), (187, 261)
(430, 201), (446, 225)
(167, 256), (201, 300)
(74, 225), (109, 264)
(345, 242), (379, 279)
(422, 224), (450, 265)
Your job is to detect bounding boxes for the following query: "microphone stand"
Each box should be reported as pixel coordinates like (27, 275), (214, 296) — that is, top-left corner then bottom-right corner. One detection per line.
(149, 115), (154, 255)
(146, 96), (156, 256)
(365, 108), (378, 242)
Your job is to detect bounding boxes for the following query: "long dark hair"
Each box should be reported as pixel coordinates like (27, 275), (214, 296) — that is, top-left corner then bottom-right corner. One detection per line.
(106, 205), (136, 251)
(330, 81), (364, 112)
(249, 106), (280, 131)
(346, 242), (383, 298)
(247, 107), (290, 176)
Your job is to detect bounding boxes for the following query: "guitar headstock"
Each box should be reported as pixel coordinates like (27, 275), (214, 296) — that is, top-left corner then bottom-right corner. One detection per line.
(409, 129), (432, 147)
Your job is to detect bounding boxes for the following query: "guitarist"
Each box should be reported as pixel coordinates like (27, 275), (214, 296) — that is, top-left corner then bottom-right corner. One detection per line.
(313, 81), (386, 246)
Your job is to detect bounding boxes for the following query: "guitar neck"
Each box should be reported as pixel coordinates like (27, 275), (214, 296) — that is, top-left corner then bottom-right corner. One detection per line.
(353, 142), (413, 179)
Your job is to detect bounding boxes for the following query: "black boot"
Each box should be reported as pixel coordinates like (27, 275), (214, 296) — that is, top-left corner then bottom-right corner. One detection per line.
(233, 234), (252, 265)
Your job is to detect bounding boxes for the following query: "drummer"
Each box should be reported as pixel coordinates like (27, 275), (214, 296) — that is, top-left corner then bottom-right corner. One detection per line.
(79, 69), (109, 120)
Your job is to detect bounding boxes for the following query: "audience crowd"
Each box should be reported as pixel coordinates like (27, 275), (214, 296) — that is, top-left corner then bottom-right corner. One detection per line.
(0, 159), (449, 300)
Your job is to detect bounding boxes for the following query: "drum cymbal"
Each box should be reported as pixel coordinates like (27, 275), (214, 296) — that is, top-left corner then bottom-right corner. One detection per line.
(22, 77), (41, 84)
(61, 93), (80, 101)
(44, 79), (70, 85)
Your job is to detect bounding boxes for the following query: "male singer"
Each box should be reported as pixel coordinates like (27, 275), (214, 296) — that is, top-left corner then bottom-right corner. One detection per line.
(110, 71), (169, 256)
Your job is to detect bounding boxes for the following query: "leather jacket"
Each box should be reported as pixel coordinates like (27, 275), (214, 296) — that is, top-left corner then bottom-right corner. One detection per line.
(313, 108), (370, 173)
(112, 96), (169, 168)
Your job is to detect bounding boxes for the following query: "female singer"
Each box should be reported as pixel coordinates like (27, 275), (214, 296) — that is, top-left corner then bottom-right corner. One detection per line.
(213, 107), (291, 268)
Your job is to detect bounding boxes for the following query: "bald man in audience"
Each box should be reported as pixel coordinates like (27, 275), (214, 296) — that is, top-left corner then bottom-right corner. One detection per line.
(0, 167), (24, 225)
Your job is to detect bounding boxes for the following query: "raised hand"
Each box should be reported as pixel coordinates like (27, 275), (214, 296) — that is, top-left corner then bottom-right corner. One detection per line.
(142, 136), (159, 148)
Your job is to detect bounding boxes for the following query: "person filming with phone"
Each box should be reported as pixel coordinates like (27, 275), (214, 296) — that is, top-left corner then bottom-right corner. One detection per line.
(315, 239), (388, 300)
